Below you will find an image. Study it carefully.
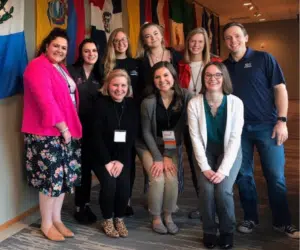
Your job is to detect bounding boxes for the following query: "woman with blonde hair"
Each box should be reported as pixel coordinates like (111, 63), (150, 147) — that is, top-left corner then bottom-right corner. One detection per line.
(90, 69), (138, 238)
(178, 28), (222, 219)
(102, 28), (141, 216)
(103, 28), (141, 100)
(136, 22), (182, 97)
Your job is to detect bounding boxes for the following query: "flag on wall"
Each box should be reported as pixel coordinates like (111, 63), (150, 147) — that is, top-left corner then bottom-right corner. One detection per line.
(153, 0), (170, 47)
(90, 0), (123, 57)
(127, 0), (140, 57)
(66, 0), (86, 64)
(0, 0), (28, 99)
(36, 0), (85, 64)
(144, 0), (152, 23)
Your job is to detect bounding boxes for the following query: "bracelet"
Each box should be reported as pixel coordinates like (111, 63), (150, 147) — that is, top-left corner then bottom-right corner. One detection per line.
(60, 127), (69, 134)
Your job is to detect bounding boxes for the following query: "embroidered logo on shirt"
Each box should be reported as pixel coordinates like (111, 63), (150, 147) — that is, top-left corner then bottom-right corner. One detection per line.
(130, 70), (138, 76)
(244, 62), (252, 68)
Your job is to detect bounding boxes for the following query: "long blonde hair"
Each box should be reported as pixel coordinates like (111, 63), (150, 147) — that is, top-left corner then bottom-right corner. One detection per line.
(136, 22), (165, 58)
(183, 28), (210, 65)
(100, 69), (132, 97)
(102, 28), (132, 76)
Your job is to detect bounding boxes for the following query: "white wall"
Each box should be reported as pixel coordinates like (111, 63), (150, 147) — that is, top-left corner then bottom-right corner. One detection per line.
(220, 19), (300, 100)
(0, 0), (38, 225)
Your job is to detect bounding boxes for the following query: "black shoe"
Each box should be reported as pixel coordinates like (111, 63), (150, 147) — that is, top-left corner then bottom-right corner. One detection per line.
(188, 209), (201, 219)
(219, 233), (233, 249)
(203, 233), (217, 249)
(125, 205), (134, 217)
(74, 205), (97, 224)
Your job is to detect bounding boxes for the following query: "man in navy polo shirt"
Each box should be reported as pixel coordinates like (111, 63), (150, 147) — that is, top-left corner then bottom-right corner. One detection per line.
(223, 22), (299, 239)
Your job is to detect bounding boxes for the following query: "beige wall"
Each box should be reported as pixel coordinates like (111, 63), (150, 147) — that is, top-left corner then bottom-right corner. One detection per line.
(220, 19), (300, 100)
(0, 0), (38, 225)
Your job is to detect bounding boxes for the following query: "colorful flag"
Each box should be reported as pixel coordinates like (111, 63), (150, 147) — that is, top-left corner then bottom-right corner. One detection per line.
(145, 0), (152, 23)
(36, 0), (85, 64)
(67, 0), (86, 64)
(0, 0), (28, 99)
(127, 0), (140, 56)
(90, 0), (123, 57)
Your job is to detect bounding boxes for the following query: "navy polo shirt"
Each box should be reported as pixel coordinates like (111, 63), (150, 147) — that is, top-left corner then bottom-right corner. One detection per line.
(223, 48), (285, 125)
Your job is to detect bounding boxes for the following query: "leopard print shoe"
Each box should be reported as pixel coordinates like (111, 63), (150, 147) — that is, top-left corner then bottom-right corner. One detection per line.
(114, 218), (128, 237)
(101, 219), (119, 238)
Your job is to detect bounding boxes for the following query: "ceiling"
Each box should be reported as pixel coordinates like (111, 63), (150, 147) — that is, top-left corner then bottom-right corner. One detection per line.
(192, 0), (299, 24)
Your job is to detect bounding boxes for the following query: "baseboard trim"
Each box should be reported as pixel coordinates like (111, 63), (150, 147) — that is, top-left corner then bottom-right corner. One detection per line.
(0, 205), (39, 232)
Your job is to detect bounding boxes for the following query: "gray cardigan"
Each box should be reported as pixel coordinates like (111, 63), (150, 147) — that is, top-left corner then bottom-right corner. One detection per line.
(140, 88), (192, 162)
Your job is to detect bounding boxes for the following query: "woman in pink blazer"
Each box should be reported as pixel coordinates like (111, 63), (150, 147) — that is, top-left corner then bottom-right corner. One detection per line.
(22, 28), (82, 242)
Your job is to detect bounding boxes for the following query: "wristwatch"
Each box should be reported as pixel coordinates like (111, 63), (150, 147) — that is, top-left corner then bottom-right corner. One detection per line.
(277, 117), (287, 122)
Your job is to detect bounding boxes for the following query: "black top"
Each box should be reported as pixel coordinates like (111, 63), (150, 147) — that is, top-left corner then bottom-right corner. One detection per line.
(90, 95), (139, 168)
(156, 93), (182, 137)
(114, 58), (141, 101)
(67, 65), (103, 126)
(138, 47), (182, 99)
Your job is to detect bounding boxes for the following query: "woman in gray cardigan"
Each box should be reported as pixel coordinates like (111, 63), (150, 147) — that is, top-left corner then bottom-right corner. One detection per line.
(136, 62), (192, 235)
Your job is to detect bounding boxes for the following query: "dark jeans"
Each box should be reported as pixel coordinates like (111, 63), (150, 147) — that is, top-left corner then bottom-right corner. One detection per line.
(236, 124), (291, 226)
(184, 125), (199, 197)
(74, 144), (93, 207)
(93, 164), (130, 219)
(199, 143), (242, 234)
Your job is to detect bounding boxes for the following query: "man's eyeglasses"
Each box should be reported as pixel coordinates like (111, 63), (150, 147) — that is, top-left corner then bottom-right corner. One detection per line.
(204, 73), (223, 79)
(113, 37), (128, 45)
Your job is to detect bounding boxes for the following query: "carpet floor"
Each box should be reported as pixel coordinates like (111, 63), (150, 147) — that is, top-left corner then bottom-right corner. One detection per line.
(0, 154), (299, 250)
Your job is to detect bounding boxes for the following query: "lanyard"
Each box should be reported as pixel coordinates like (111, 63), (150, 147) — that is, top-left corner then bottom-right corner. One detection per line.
(114, 101), (125, 129)
(190, 63), (203, 93)
(56, 65), (74, 94)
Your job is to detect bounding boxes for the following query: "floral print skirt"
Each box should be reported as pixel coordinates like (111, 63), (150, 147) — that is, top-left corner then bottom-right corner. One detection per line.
(24, 134), (81, 197)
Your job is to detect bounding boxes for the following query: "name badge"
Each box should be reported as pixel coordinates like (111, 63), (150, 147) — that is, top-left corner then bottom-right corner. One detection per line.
(114, 130), (126, 143)
(162, 130), (176, 149)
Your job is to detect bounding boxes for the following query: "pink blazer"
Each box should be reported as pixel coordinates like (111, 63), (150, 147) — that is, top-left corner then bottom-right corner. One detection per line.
(21, 54), (82, 138)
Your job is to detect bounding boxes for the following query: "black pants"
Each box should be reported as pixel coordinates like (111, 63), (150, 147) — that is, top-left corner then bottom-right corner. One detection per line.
(129, 148), (136, 198)
(74, 144), (93, 207)
(184, 125), (199, 197)
(93, 164), (130, 219)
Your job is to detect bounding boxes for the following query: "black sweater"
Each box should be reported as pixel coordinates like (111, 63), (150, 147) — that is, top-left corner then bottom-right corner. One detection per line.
(90, 95), (139, 168)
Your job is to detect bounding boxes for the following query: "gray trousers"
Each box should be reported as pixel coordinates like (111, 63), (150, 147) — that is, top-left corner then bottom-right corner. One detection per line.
(136, 143), (178, 216)
(199, 142), (242, 234)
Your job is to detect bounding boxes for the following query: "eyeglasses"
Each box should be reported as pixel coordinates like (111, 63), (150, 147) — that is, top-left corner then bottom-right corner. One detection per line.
(113, 37), (128, 45)
(204, 73), (223, 79)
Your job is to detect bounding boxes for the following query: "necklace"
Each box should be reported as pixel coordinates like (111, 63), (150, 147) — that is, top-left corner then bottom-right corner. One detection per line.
(190, 62), (203, 94)
(206, 97), (223, 112)
(149, 49), (165, 65)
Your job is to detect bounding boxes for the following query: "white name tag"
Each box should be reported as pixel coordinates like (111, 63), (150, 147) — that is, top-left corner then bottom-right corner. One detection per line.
(114, 130), (126, 143)
(162, 131), (175, 141)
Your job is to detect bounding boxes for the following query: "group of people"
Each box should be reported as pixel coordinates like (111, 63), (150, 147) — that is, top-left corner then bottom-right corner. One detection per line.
(21, 21), (299, 249)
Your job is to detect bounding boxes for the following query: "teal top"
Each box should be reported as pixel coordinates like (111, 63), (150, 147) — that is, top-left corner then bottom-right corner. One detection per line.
(204, 95), (227, 145)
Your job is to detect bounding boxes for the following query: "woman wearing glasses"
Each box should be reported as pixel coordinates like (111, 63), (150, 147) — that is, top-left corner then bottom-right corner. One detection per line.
(102, 28), (140, 217)
(178, 28), (222, 219)
(187, 62), (244, 249)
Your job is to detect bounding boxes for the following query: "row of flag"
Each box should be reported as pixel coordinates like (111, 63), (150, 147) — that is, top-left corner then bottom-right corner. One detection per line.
(0, 0), (86, 99)
(0, 0), (220, 99)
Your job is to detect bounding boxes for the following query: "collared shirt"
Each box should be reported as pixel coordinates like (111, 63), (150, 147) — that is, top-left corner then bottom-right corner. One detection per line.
(156, 93), (182, 137)
(204, 95), (227, 145)
(223, 47), (285, 124)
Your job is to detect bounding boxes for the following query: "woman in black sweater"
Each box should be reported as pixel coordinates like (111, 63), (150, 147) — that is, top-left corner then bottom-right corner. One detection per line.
(102, 28), (141, 216)
(67, 38), (103, 224)
(90, 69), (138, 238)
